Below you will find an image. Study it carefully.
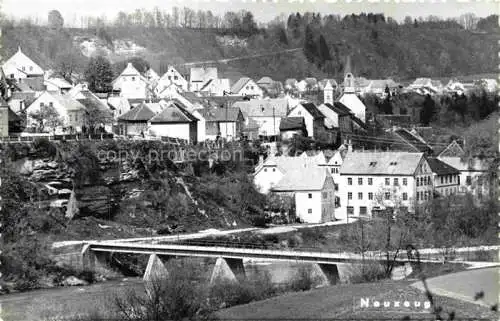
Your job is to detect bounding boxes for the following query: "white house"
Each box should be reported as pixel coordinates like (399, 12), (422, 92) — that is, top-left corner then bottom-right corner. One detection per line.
(200, 78), (231, 96)
(438, 156), (492, 203)
(339, 152), (434, 220)
(107, 96), (132, 120)
(156, 66), (188, 95)
(2, 47), (44, 81)
(112, 63), (149, 99)
(272, 165), (335, 224)
(426, 157), (460, 197)
(230, 77), (263, 98)
(25, 91), (87, 133)
(148, 101), (198, 143)
(233, 98), (289, 137)
(117, 102), (156, 136)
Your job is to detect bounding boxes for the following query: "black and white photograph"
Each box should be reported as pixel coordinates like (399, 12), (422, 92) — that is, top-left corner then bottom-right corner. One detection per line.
(0, 0), (498, 320)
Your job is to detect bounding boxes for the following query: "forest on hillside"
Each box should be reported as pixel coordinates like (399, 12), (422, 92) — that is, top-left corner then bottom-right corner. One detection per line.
(0, 8), (498, 81)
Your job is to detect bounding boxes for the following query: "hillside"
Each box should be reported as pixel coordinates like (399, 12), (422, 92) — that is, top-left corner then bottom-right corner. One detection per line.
(1, 16), (497, 82)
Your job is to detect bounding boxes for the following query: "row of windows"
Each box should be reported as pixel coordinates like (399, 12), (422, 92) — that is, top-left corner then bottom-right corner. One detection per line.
(416, 176), (432, 186)
(347, 206), (367, 215)
(440, 175), (457, 185)
(347, 177), (408, 186)
(416, 191), (431, 201)
(263, 168), (276, 173)
(347, 192), (409, 201)
(40, 102), (54, 108)
(167, 75), (180, 81)
(21, 66), (34, 72)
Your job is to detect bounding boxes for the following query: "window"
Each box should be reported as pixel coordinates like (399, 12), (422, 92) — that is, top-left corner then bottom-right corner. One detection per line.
(22, 66), (25, 71)
(29, 66), (33, 71)
(40, 102), (45, 107)
(347, 206), (354, 215)
(368, 192), (373, 200)
(308, 193), (312, 199)
(348, 178), (352, 185)
(272, 168), (276, 172)
(174, 76), (178, 80)
(403, 178), (407, 186)
(360, 207), (367, 215)
(416, 178), (420, 187)
(458, 176), (460, 185)
(369, 161), (377, 166)
(466, 176), (472, 185)
(358, 178), (363, 185)
(402, 192), (408, 200)
(132, 77), (136, 81)
(49, 102), (53, 107)
(331, 168), (334, 173)
(385, 178), (390, 186)
(385, 192), (390, 200)
(394, 178), (399, 186)
(368, 178), (373, 185)
(358, 192), (363, 200)
(417, 192), (420, 201)
(348, 192), (352, 200)
(477, 176), (483, 186)
(334, 184), (338, 191)
(264, 168), (267, 172)
(323, 192), (328, 199)
(440, 177), (444, 184)
(308, 209), (312, 214)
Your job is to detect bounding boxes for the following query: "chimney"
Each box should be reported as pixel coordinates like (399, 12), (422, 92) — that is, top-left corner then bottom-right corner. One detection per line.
(258, 155), (264, 164)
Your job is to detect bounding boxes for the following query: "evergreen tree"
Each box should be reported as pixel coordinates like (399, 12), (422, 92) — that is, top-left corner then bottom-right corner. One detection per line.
(278, 27), (289, 46)
(303, 24), (318, 65)
(84, 56), (114, 93)
(317, 34), (331, 66)
(421, 94), (436, 125)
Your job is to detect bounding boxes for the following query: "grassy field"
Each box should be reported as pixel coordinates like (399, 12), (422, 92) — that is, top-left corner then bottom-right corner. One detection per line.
(216, 279), (498, 320)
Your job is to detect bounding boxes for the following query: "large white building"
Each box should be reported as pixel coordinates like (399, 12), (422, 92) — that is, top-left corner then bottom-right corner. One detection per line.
(339, 152), (434, 220)
(156, 66), (188, 95)
(338, 59), (367, 123)
(112, 63), (149, 99)
(2, 47), (44, 81)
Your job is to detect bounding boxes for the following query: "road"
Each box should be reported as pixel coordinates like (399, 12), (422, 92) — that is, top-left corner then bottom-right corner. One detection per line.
(411, 266), (499, 307)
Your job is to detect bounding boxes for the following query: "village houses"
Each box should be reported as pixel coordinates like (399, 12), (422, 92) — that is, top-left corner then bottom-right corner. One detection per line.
(230, 77), (264, 98)
(112, 63), (150, 100)
(2, 47), (44, 82)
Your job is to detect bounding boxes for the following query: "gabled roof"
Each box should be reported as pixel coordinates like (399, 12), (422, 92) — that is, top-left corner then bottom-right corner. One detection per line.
(426, 157), (460, 175)
(279, 117), (305, 131)
(120, 63), (141, 76)
(394, 128), (432, 153)
(149, 101), (198, 124)
(438, 156), (490, 172)
(272, 166), (330, 191)
(230, 77), (253, 94)
(285, 79), (298, 87)
(44, 91), (86, 112)
(118, 103), (156, 122)
(299, 103), (325, 119)
(76, 90), (111, 115)
(233, 98), (288, 117)
(340, 152), (425, 175)
(200, 107), (242, 122)
(435, 140), (465, 157)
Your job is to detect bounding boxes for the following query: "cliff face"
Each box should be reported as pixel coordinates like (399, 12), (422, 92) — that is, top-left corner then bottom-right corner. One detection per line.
(5, 140), (263, 240)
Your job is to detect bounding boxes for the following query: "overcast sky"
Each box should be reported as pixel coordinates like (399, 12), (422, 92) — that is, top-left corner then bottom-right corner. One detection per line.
(2, 0), (498, 26)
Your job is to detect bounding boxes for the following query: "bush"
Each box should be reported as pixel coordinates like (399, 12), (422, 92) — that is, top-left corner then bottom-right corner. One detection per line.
(288, 265), (317, 291)
(347, 262), (387, 284)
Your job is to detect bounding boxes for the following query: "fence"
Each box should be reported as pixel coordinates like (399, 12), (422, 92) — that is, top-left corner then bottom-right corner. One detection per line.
(0, 133), (115, 143)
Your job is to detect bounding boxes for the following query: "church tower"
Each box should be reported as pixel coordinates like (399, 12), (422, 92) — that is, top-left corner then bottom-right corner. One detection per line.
(323, 80), (333, 105)
(343, 55), (355, 94)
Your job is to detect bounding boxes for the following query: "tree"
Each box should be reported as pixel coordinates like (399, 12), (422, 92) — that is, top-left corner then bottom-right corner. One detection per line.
(303, 24), (318, 65)
(29, 105), (63, 133)
(317, 34), (331, 67)
(420, 94), (436, 125)
(84, 56), (114, 93)
(54, 47), (82, 82)
(48, 10), (64, 29)
(278, 27), (289, 45)
(241, 11), (258, 36)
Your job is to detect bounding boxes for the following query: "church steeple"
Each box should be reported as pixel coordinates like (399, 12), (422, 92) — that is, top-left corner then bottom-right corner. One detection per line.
(343, 55), (355, 94)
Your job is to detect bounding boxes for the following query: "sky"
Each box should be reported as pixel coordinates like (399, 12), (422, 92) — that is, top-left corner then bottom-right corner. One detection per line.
(2, 0), (499, 26)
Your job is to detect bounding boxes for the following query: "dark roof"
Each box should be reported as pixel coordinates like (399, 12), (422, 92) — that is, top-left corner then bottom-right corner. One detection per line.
(77, 91), (112, 117)
(395, 129), (432, 153)
(200, 107), (242, 122)
(300, 103), (325, 119)
(280, 117), (305, 131)
(127, 98), (147, 106)
(150, 102), (198, 124)
(351, 116), (368, 130)
(426, 157), (460, 175)
(118, 103), (156, 122)
(323, 102), (351, 116)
